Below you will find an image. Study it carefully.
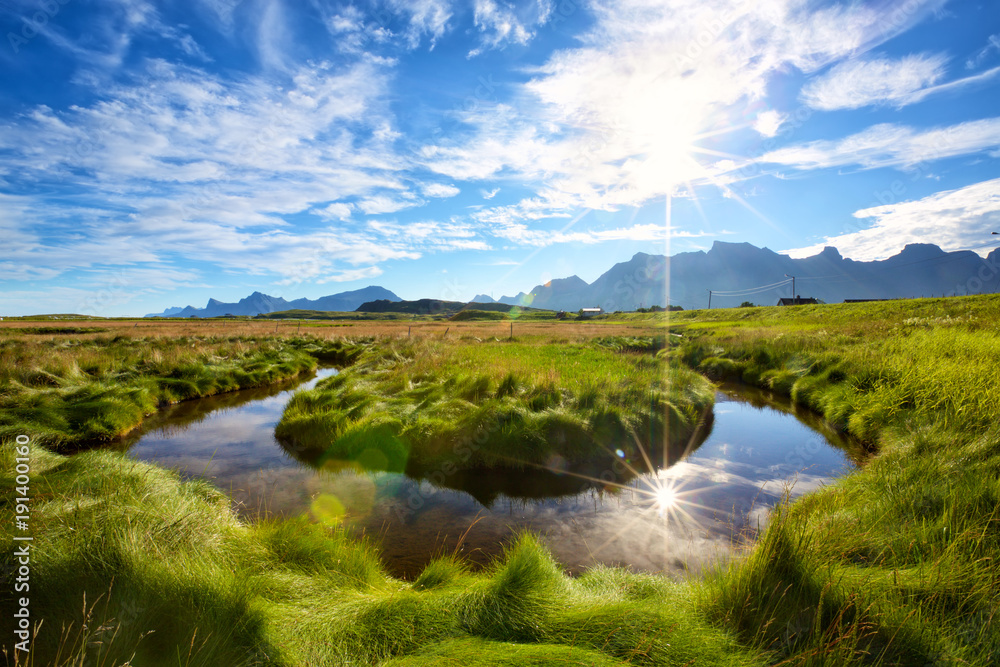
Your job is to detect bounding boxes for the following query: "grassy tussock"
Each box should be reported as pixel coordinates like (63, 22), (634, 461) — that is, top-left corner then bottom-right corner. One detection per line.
(0, 335), (363, 449)
(276, 336), (713, 473)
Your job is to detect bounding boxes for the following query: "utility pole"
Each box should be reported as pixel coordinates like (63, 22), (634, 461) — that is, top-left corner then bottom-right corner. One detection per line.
(706, 289), (712, 309)
(784, 274), (796, 304)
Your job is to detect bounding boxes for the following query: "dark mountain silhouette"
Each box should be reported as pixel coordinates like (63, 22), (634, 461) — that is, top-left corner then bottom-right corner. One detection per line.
(145, 286), (401, 318)
(355, 299), (550, 315)
(497, 242), (1000, 311)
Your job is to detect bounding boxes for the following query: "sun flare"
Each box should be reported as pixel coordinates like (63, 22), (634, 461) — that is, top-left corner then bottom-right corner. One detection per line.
(654, 485), (677, 511)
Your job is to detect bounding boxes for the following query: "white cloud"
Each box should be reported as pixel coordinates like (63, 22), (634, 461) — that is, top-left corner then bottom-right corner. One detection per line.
(490, 220), (722, 247)
(898, 65), (1000, 106)
(421, 0), (948, 233)
(753, 109), (787, 137)
(357, 194), (423, 215)
(800, 53), (948, 110)
(760, 118), (1000, 171)
(785, 178), (1000, 261)
(316, 202), (353, 220)
(966, 33), (1000, 70)
(0, 55), (489, 287)
(481, 187), (500, 199)
(384, 0), (453, 49)
(256, 0), (292, 71)
(467, 0), (554, 57)
(317, 266), (383, 284)
(421, 182), (461, 198)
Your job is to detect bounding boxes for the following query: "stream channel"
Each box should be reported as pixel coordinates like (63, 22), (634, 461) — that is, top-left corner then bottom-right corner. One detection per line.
(117, 367), (866, 579)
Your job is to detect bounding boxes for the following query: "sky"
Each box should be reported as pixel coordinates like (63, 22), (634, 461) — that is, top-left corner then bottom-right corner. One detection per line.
(0, 0), (998, 316)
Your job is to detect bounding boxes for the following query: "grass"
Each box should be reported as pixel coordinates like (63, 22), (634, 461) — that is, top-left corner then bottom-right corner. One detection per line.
(0, 446), (762, 667)
(668, 295), (1000, 664)
(3, 296), (1000, 664)
(275, 335), (713, 475)
(0, 333), (363, 450)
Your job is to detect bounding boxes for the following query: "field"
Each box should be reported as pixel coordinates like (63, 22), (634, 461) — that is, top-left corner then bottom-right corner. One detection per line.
(2, 297), (999, 665)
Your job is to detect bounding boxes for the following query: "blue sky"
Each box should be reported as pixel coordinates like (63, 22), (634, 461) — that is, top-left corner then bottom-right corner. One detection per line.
(1, 0), (998, 316)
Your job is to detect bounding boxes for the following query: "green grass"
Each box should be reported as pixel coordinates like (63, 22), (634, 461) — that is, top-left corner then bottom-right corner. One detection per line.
(0, 446), (763, 667)
(668, 295), (1000, 664)
(275, 336), (713, 474)
(0, 334), (363, 450)
(5, 296), (1000, 664)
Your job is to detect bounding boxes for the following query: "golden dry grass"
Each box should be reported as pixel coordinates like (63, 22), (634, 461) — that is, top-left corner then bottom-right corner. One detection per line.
(0, 318), (663, 341)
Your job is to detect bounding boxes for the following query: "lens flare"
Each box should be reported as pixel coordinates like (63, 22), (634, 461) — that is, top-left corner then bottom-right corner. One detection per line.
(654, 485), (677, 511)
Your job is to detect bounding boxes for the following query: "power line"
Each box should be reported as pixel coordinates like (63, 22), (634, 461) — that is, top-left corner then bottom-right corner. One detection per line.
(710, 278), (792, 296)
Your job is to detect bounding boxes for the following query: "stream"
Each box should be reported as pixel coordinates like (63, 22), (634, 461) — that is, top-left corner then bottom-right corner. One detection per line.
(121, 367), (865, 578)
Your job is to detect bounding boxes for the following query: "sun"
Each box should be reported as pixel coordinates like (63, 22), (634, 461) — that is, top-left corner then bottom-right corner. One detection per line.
(654, 484), (677, 511)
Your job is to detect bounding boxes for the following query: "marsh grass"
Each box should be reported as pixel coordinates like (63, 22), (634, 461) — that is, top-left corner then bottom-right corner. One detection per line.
(672, 295), (1000, 665)
(276, 336), (713, 474)
(0, 334), (363, 449)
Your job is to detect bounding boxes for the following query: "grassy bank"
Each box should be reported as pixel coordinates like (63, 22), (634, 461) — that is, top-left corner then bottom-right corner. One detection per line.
(0, 333), (362, 450)
(670, 295), (1000, 663)
(275, 335), (713, 475)
(0, 446), (761, 667)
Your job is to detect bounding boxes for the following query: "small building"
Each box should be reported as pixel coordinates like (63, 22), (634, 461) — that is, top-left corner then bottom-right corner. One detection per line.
(580, 307), (603, 318)
(776, 296), (823, 306)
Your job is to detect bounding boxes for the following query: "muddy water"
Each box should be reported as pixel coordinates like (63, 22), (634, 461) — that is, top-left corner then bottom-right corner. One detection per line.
(124, 372), (865, 579)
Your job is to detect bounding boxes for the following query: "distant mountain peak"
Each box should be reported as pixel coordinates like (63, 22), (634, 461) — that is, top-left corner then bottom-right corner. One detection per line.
(146, 286), (401, 318)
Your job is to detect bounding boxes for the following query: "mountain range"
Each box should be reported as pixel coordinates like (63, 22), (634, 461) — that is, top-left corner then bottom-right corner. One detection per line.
(145, 286), (400, 318)
(491, 242), (1000, 312)
(145, 242), (1000, 317)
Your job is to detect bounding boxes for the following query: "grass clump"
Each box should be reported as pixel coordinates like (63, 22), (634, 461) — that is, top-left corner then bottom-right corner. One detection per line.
(0, 334), (365, 450)
(276, 336), (713, 474)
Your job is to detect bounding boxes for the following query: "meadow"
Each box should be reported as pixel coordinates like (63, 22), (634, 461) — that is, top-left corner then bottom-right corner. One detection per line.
(1, 297), (999, 665)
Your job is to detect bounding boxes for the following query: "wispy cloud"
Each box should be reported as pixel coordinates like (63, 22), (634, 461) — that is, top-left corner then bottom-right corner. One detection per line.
(384, 0), (453, 49)
(0, 51), (492, 284)
(760, 118), (1000, 171)
(490, 221), (723, 247)
(800, 53), (948, 110)
(421, 182), (461, 198)
(467, 0), (553, 57)
(966, 33), (1000, 69)
(786, 178), (1000, 261)
(424, 0), (949, 232)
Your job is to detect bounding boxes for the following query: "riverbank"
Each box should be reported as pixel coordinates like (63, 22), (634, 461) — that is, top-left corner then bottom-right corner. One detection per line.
(0, 333), (362, 450)
(673, 295), (1000, 663)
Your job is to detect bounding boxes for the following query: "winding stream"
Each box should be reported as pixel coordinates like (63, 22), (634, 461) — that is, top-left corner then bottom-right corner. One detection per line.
(120, 368), (865, 578)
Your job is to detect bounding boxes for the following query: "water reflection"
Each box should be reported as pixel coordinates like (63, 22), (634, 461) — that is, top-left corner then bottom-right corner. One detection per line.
(123, 367), (340, 514)
(124, 374), (865, 580)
